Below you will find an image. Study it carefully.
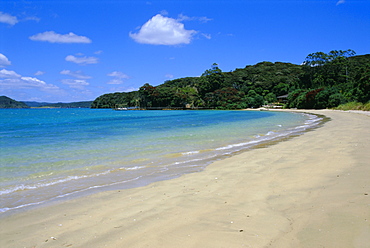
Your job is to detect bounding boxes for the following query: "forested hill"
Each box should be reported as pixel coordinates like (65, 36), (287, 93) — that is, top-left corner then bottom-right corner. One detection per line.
(0, 98), (93, 108)
(91, 50), (369, 110)
(22, 101), (93, 108)
(44, 101), (93, 108)
(0, 96), (30, 108)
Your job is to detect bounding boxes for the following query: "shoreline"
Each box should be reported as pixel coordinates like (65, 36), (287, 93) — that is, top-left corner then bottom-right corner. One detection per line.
(0, 110), (321, 215)
(1, 109), (369, 247)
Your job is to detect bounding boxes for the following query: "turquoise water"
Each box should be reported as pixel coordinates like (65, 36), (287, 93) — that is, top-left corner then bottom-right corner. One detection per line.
(0, 109), (322, 214)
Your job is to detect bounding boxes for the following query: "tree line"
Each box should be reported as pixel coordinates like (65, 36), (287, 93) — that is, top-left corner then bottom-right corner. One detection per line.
(0, 96), (29, 108)
(91, 50), (369, 110)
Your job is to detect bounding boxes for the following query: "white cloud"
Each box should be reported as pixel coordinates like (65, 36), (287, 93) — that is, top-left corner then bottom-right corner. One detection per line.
(109, 86), (138, 93)
(336, 0), (345, 5)
(0, 71), (60, 92)
(122, 87), (138, 92)
(29, 31), (92, 43)
(177, 14), (212, 23)
(61, 79), (89, 89)
(0, 69), (59, 91)
(23, 16), (41, 22)
(0, 12), (18, 25)
(165, 74), (174, 79)
(107, 79), (124, 85)
(65, 55), (98, 65)
(107, 71), (129, 79)
(60, 70), (91, 79)
(0, 69), (20, 78)
(34, 71), (45, 76)
(0, 53), (11, 67)
(107, 71), (130, 84)
(0, 69), (64, 101)
(202, 33), (212, 39)
(20, 77), (60, 90)
(160, 10), (169, 16)
(129, 14), (197, 45)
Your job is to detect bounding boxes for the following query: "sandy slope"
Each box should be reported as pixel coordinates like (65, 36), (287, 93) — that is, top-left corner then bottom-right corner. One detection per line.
(1, 110), (369, 248)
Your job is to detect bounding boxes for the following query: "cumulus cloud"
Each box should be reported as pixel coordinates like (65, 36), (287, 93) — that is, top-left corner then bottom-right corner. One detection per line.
(60, 70), (91, 79)
(65, 55), (98, 65)
(129, 14), (197, 45)
(21, 77), (60, 90)
(0, 69), (60, 92)
(0, 69), (21, 78)
(29, 31), (92, 43)
(61, 79), (89, 90)
(0, 53), (11, 67)
(0, 12), (18, 25)
(336, 0), (345, 5)
(107, 71), (130, 84)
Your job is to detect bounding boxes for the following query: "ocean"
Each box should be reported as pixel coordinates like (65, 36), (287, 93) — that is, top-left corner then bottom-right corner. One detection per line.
(0, 109), (323, 214)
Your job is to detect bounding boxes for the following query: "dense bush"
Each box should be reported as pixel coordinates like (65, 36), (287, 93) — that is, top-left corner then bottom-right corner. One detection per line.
(334, 102), (370, 111)
(92, 51), (370, 110)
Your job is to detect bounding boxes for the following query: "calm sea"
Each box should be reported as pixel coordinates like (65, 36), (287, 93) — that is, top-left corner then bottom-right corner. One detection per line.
(0, 109), (322, 214)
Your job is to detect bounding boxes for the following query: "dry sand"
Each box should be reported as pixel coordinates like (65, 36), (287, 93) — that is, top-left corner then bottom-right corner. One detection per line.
(1, 110), (369, 248)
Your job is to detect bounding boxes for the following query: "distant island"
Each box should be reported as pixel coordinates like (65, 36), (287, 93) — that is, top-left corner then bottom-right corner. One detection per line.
(22, 101), (93, 108)
(91, 50), (369, 110)
(0, 96), (92, 109)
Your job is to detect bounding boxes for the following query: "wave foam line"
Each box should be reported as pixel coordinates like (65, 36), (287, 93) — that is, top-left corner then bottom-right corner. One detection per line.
(0, 170), (111, 196)
(0, 175), (145, 214)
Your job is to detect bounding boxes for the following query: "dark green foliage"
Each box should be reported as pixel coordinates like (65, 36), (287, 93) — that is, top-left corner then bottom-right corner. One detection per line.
(91, 91), (140, 109)
(92, 51), (370, 110)
(245, 90), (264, 108)
(287, 87), (346, 109)
(41, 101), (93, 108)
(0, 96), (29, 108)
(21, 101), (92, 108)
(205, 87), (246, 109)
(264, 93), (277, 104)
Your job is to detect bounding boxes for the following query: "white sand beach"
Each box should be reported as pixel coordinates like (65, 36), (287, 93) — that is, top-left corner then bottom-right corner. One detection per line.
(1, 109), (369, 248)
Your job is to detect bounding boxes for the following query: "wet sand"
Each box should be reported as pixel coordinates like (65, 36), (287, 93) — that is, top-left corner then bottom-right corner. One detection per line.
(1, 109), (369, 248)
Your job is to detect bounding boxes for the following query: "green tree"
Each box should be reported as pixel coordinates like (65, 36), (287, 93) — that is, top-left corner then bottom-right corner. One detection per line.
(245, 90), (264, 108)
(198, 63), (224, 97)
(264, 93), (277, 104)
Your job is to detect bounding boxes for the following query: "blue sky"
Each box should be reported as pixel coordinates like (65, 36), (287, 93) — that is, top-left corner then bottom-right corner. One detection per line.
(1, 0), (369, 102)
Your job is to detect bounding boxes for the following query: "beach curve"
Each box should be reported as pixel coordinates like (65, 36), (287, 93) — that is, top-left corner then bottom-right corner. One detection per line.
(0, 109), (369, 248)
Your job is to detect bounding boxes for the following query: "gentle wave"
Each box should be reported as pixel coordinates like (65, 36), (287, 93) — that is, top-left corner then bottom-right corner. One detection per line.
(215, 114), (322, 152)
(0, 110), (324, 214)
(0, 175), (145, 213)
(0, 170), (110, 196)
(0, 164), (149, 197)
(182, 151), (200, 155)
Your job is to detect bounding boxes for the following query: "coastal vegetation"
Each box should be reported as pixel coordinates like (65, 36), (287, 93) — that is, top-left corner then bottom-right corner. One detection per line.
(334, 102), (370, 111)
(0, 98), (93, 109)
(23, 101), (93, 108)
(92, 50), (369, 110)
(0, 96), (29, 108)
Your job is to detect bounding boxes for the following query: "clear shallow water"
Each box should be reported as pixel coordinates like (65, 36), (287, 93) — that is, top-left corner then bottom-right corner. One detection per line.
(0, 109), (322, 214)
